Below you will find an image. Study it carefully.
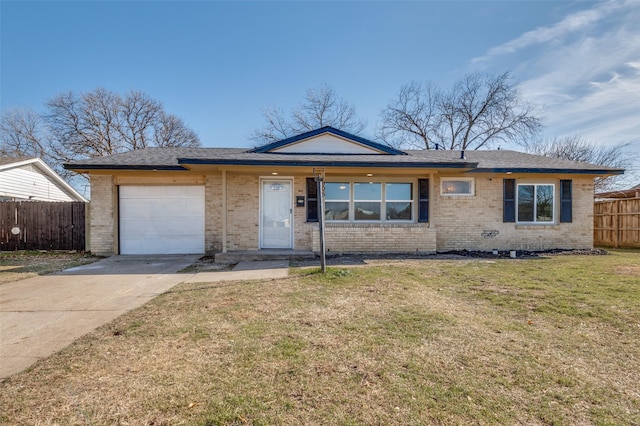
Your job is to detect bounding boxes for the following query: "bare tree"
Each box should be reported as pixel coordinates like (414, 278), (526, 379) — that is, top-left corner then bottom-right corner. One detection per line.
(378, 72), (542, 150)
(251, 84), (366, 143)
(252, 107), (292, 143)
(44, 88), (200, 165)
(118, 91), (162, 150)
(153, 112), (200, 148)
(0, 88), (200, 184)
(526, 135), (634, 191)
(376, 81), (442, 150)
(46, 89), (123, 162)
(0, 108), (49, 159)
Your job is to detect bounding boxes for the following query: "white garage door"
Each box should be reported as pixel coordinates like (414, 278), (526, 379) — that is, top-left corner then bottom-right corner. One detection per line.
(119, 185), (205, 255)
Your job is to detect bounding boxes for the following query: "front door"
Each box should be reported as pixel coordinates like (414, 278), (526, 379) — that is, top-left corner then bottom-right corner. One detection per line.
(260, 179), (293, 249)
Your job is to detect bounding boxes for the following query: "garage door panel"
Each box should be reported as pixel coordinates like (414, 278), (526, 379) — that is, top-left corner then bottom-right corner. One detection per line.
(120, 236), (204, 254)
(121, 200), (203, 218)
(119, 185), (205, 255)
(120, 219), (203, 236)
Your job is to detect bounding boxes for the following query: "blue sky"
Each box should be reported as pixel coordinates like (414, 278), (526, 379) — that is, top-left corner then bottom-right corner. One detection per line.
(1, 1), (639, 180)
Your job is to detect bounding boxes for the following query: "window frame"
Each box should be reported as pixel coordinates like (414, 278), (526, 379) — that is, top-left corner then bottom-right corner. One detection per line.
(385, 182), (414, 221)
(516, 183), (556, 224)
(323, 178), (416, 223)
(324, 182), (351, 221)
(353, 182), (382, 221)
(440, 177), (475, 196)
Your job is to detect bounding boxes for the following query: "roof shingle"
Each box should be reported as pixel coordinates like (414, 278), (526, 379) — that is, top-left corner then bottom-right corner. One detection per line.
(64, 147), (624, 175)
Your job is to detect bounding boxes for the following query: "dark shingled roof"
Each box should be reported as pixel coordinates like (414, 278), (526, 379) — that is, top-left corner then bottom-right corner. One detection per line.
(64, 147), (624, 175)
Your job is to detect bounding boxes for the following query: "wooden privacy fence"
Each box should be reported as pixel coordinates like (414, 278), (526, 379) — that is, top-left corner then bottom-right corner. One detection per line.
(594, 198), (640, 248)
(0, 201), (86, 251)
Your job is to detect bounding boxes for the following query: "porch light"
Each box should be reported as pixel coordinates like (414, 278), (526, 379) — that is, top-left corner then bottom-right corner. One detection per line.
(366, 173), (373, 177)
(271, 172), (278, 175)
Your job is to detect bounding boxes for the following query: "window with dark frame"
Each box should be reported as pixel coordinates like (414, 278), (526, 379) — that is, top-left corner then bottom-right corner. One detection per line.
(306, 178), (318, 222)
(418, 179), (429, 222)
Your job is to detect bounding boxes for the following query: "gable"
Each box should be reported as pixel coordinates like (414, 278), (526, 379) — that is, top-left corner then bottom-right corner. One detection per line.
(271, 133), (386, 154)
(249, 126), (406, 155)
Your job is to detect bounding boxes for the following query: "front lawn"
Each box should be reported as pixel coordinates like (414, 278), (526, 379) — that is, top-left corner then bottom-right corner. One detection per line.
(1, 250), (638, 424)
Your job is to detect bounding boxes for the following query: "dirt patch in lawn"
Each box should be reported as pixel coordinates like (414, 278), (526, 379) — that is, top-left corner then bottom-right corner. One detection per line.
(617, 265), (640, 276)
(0, 251), (98, 285)
(179, 256), (236, 273)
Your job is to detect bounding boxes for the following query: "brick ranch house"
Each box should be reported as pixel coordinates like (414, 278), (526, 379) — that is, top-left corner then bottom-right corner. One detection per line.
(65, 127), (623, 256)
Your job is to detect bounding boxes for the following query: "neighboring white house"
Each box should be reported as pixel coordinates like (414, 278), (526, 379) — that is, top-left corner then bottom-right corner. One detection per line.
(0, 157), (87, 202)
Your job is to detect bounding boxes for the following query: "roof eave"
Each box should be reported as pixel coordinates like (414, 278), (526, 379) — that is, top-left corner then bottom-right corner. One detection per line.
(177, 158), (476, 168)
(471, 167), (625, 175)
(63, 164), (189, 171)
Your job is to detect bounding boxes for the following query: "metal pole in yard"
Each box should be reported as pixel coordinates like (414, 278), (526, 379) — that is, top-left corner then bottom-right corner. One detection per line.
(314, 168), (326, 273)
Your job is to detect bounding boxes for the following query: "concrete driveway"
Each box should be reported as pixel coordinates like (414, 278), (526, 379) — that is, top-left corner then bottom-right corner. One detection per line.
(0, 255), (200, 379)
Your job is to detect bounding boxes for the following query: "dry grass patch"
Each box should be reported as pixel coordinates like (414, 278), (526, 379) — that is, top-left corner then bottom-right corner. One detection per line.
(0, 251), (97, 285)
(1, 250), (638, 424)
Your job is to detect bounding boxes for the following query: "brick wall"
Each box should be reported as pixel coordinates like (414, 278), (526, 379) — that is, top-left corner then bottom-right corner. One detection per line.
(293, 176), (315, 250)
(311, 223), (436, 253)
(225, 174), (260, 250)
(88, 175), (116, 255)
(87, 171), (595, 256)
(431, 174), (594, 251)
(205, 173), (222, 253)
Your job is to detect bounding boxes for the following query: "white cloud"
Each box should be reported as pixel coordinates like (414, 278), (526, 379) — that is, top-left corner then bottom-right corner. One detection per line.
(471, 0), (640, 159)
(472, 0), (626, 64)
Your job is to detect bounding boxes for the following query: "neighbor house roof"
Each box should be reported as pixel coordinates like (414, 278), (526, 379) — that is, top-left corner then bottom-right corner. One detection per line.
(595, 183), (640, 199)
(1, 157), (87, 202)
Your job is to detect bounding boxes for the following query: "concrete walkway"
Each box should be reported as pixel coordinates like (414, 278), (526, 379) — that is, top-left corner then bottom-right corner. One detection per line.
(0, 256), (289, 379)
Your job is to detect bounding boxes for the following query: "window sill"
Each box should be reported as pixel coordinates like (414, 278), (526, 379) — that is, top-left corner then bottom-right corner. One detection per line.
(515, 224), (559, 230)
(324, 222), (429, 228)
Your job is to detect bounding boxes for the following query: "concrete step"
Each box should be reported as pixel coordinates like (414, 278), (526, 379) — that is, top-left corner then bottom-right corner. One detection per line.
(214, 250), (316, 264)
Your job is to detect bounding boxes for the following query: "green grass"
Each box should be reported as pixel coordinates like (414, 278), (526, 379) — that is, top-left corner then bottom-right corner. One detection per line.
(1, 250), (638, 425)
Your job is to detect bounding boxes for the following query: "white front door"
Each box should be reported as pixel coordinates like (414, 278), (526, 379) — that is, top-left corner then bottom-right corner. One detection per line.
(260, 179), (293, 249)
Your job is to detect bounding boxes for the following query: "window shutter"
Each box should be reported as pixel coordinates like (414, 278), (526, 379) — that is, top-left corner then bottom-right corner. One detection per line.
(560, 180), (572, 223)
(503, 179), (516, 222)
(418, 178), (429, 222)
(306, 178), (318, 222)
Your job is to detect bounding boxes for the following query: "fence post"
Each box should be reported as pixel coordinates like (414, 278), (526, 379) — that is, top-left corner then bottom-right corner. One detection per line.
(614, 199), (620, 248)
(85, 202), (91, 253)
